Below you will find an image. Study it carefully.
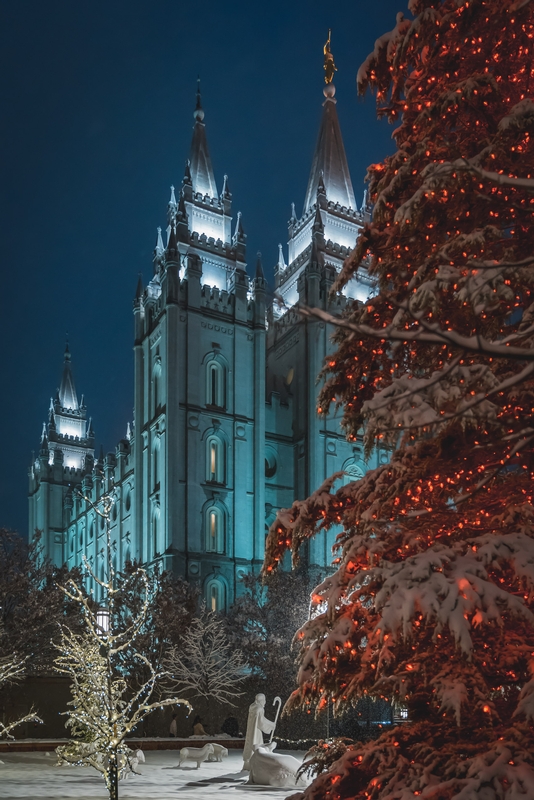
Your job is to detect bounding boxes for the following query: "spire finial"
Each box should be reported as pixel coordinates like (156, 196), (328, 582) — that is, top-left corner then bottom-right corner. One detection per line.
(155, 227), (164, 254)
(323, 29), (337, 97)
(277, 243), (286, 271)
(194, 76), (205, 122)
(255, 252), (264, 280)
(64, 333), (70, 361)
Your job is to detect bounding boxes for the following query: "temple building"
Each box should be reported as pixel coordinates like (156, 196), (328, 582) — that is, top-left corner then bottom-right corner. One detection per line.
(28, 64), (384, 609)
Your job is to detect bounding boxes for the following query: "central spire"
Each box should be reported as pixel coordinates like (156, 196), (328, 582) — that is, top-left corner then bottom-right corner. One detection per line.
(58, 339), (79, 411)
(303, 33), (356, 214)
(189, 79), (218, 200)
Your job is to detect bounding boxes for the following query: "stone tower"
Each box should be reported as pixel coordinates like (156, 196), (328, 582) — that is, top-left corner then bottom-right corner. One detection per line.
(130, 83), (267, 609)
(29, 64), (381, 607)
(28, 343), (96, 564)
(265, 77), (379, 573)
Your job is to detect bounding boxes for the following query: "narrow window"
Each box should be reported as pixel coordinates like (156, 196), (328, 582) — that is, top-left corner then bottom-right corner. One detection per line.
(210, 510), (217, 547)
(152, 513), (158, 557)
(153, 440), (160, 490)
(211, 366), (217, 406)
(206, 359), (225, 409)
(210, 442), (217, 480)
(210, 585), (218, 612)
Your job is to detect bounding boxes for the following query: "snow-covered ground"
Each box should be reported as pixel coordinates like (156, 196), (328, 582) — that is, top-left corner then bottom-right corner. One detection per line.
(0, 748), (308, 800)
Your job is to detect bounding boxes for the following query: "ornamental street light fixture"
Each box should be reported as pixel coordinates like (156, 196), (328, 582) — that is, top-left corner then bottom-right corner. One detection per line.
(96, 608), (110, 636)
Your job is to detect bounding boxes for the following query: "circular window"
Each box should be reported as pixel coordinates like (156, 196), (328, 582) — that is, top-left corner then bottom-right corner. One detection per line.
(265, 452), (277, 478)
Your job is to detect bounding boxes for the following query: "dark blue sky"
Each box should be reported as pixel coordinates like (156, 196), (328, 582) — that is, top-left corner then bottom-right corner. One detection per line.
(0, 0), (407, 536)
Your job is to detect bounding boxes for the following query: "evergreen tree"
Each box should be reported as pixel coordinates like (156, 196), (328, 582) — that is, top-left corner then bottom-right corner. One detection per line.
(265, 2), (534, 798)
(0, 528), (83, 672)
(227, 571), (311, 700)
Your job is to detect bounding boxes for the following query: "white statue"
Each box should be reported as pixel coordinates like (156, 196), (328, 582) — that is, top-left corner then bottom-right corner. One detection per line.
(242, 693), (276, 770)
(248, 743), (309, 788)
(178, 742), (214, 768)
(207, 744), (228, 762)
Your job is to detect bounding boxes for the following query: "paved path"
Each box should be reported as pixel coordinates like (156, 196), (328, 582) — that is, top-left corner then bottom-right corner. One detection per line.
(0, 748), (309, 799)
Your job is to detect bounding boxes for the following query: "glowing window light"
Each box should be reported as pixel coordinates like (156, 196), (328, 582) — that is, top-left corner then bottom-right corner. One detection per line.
(210, 442), (217, 479)
(210, 511), (217, 543)
(211, 585), (217, 612)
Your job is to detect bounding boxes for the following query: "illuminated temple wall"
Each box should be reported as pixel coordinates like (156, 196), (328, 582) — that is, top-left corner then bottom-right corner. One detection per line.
(28, 81), (385, 607)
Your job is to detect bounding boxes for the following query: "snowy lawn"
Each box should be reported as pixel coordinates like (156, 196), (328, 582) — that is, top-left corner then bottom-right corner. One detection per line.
(0, 747), (308, 800)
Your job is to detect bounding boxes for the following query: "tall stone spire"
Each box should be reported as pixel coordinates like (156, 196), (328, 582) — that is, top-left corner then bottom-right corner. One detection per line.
(189, 79), (218, 200)
(58, 340), (78, 411)
(303, 34), (356, 214)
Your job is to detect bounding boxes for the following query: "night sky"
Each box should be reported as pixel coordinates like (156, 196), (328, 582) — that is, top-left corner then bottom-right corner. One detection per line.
(0, 0), (407, 536)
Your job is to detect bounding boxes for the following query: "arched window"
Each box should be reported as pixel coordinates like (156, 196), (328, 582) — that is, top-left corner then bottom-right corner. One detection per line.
(124, 486), (131, 513)
(205, 578), (226, 612)
(152, 507), (160, 558)
(152, 359), (162, 416)
(205, 358), (226, 409)
(265, 449), (277, 479)
(205, 505), (225, 554)
(206, 435), (224, 484)
(152, 438), (161, 491)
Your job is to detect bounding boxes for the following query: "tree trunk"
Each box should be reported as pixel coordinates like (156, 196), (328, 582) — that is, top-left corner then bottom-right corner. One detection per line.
(106, 750), (119, 800)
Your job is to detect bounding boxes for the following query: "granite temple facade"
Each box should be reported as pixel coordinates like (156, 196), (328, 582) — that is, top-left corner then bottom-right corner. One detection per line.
(29, 75), (384, 609)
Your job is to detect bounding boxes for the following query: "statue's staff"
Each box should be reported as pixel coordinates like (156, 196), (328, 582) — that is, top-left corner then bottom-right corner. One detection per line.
(269, 696), (282, 743)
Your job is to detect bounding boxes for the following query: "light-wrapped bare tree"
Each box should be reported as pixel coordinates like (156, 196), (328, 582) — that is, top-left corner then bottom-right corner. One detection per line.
(55, 491), (190, 800)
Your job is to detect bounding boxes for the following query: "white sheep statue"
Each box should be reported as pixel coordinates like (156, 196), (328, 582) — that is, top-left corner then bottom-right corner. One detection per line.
(178, 742), (214, 768)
